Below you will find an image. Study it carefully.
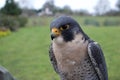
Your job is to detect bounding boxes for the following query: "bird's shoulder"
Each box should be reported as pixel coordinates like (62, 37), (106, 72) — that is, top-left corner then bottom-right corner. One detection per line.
(87, 40), (108, 80)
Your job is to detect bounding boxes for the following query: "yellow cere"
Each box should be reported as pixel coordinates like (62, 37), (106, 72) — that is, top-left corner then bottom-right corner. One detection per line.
(52, 28), (61, 36)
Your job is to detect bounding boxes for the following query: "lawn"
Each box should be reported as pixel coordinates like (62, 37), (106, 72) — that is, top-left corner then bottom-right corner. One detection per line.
(0, 26), (120, 80)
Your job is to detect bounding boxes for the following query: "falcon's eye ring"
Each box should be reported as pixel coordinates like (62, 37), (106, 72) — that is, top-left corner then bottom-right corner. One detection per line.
(60, 24), (70, 30)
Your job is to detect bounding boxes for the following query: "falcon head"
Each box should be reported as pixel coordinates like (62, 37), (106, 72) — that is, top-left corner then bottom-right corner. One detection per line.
(50, 16), (89, 43)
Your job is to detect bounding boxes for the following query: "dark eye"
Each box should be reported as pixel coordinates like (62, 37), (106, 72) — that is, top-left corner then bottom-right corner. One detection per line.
(60, 25), (70, 30)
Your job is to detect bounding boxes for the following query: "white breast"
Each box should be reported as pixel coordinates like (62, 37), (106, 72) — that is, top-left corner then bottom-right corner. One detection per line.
(52, 33), (88, 72)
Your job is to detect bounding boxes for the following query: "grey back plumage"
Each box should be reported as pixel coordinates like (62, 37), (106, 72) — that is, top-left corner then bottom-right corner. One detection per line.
(88, 41), (108, 80)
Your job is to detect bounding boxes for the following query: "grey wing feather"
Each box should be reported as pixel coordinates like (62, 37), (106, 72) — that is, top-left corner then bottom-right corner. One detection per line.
(88, 41), (108, 80)
(49, 43), (59, 73)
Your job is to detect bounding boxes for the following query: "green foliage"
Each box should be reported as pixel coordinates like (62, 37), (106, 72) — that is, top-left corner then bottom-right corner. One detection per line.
(0, 27), (120, 80)
(0, 14), (28, 31)
(17, 16), (28, 27)
(0, 0), (22, 16)
(0, 15), (19, 31)
(84, 19), (100, 27)
(0, 0), (27, 31)
(0, 28), (11, 38)
(103, 19), (120, 26)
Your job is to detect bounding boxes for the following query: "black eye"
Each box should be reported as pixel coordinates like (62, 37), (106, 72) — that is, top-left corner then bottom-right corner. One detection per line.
(60, 25), (70, 30)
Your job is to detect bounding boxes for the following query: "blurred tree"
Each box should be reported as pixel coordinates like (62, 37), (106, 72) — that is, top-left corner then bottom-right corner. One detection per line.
(52, 5), (73, 15)
(42, 0), (55, 13)
(0, 0), (27, 31)
(74, 9), (90, 16)
(62, 5), (73, 14)
(95, 0), (110, 15)
(104, 9), (119, 16)
(104, 0), (120, 16)
(116, 0), (120, 11)
(22, 8), (37, 16)
(0, 0), (22, 16)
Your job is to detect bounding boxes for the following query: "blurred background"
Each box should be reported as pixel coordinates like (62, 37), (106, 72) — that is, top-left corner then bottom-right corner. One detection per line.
(0, 0), (120, 80)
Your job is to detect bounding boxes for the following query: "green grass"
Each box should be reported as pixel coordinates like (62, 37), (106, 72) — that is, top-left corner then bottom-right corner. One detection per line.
(0, 26), (120, 80)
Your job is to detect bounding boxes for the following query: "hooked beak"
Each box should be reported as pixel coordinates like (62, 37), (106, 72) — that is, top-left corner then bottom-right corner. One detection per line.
(51, 28), (61, 40)
(51, 33), (57, 40)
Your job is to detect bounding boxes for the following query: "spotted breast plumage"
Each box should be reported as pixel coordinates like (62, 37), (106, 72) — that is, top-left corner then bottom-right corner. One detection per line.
(49, 16), (108, 80)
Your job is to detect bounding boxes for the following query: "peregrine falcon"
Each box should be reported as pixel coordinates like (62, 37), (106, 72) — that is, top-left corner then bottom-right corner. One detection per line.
(49, 16), (108, 80)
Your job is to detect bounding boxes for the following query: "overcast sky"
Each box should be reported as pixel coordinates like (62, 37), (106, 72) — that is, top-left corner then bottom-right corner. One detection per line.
(0, 0), (118, 13)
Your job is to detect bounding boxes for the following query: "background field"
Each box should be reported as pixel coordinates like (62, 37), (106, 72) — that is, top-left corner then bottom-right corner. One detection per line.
(0, 16), (120, 80)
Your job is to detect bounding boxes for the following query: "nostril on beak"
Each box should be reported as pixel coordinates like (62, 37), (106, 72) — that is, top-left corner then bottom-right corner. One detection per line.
(51, 28), (60, 40)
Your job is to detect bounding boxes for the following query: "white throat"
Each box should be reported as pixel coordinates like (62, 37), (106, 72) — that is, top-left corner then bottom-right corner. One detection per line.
(53, 35), (65, 45)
